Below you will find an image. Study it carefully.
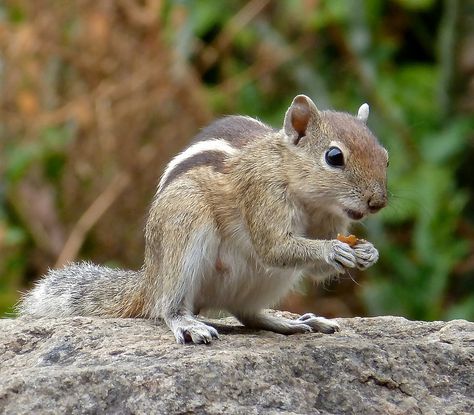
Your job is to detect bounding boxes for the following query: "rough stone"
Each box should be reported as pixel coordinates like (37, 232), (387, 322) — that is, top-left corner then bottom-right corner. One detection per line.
(0, 311), (473, 414)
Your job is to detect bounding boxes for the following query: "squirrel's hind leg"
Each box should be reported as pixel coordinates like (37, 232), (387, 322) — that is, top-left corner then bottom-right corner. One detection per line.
(235, 311), (340, 335)
(147, 216), (221, 344)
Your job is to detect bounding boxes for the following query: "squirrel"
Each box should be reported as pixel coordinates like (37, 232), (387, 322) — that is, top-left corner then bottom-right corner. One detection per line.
(18, 95), (388, 344)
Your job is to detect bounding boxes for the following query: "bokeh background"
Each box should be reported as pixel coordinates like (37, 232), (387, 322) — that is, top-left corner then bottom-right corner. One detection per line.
(1, 0), (473, 320)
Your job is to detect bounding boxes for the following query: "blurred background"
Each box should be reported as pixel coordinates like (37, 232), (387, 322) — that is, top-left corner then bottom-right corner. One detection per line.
(0, 0), (473, 320)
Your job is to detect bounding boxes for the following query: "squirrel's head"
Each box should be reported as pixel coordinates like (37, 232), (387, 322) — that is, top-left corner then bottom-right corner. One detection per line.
(283, 94), (388, 221)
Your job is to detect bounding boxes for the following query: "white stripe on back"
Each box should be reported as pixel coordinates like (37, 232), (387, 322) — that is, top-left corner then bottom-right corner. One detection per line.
(158, 139), (239, 191)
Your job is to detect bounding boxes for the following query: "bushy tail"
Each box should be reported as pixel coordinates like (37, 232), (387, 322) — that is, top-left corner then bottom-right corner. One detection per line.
(18, 262), (146, 318)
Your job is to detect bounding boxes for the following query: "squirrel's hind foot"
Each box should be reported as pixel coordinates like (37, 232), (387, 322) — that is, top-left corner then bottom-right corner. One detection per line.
(235, 312), (340, 335)
(297, 313), (340, 334)
(167, 315), (219, 345)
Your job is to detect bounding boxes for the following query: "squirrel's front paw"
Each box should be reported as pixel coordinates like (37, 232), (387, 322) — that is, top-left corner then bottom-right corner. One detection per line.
(325, 240), (357, 273)
(353, 241), (379, 270)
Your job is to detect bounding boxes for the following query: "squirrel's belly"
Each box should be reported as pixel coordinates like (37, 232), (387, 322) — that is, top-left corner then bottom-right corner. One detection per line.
(225, 266), (304, 313)
(195, 244), (304, 313)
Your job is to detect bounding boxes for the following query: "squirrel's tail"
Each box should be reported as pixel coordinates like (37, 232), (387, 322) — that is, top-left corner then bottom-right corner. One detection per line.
(17, 262), (146, 318)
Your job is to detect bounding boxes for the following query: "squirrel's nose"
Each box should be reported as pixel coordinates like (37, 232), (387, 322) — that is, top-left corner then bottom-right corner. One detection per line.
(368, 193), (387, 213)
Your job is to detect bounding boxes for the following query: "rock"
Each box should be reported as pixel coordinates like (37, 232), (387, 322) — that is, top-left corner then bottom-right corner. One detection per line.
(0, 311), (473, 415)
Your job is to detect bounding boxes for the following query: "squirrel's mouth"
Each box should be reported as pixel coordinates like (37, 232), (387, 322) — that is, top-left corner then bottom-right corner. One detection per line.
(344, 209), (365, 221)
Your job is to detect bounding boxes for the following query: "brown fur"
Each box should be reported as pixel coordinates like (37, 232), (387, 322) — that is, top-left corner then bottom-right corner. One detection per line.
(19, 95), (387, 345)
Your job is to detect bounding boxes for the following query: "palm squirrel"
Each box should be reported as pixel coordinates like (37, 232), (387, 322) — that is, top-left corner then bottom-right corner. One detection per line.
(18, 95), (388, 344)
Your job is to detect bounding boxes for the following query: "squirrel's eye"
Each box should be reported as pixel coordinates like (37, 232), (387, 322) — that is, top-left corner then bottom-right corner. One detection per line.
(325, 146), (345, 167)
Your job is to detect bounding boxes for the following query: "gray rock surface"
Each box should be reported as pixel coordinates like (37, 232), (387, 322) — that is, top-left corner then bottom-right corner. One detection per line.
(0, 311), (473, 415)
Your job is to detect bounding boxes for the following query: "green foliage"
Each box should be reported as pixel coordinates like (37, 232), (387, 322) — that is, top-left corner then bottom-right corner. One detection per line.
(357, 37), (473, 319)
(395, 0), (436, 10)
(5, 126), (72, 183)
(364, 116), (472, 320)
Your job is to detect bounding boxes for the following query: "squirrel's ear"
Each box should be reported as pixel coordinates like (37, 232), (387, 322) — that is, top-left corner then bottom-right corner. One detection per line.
(357, 103), (369, 123)
(283, 94), (320, 145)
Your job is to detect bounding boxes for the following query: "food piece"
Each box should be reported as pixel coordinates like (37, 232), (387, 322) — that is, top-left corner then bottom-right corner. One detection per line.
(336, 233), (359, 247)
